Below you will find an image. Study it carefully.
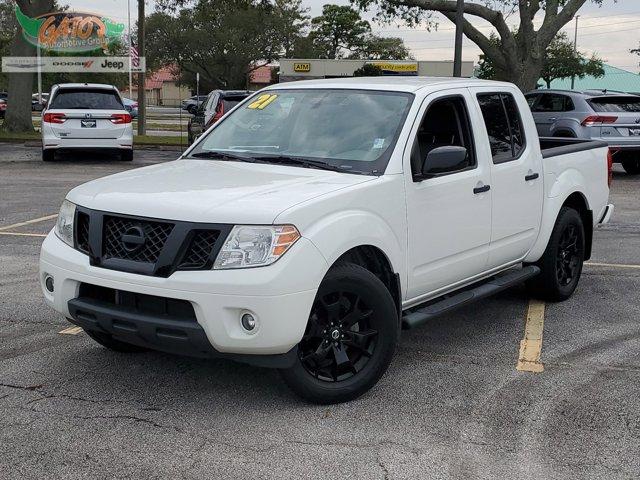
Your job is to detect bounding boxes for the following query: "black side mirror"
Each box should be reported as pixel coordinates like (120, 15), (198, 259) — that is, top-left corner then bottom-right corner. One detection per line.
(422, 146), (468, 176)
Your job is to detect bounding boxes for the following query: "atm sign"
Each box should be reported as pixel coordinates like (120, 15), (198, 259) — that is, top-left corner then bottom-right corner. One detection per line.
(293, 62), (311, 73)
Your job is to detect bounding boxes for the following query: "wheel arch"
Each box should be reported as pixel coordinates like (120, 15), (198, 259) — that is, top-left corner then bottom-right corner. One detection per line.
(526, 188), (593, 263)
(332, 245), (402, 322)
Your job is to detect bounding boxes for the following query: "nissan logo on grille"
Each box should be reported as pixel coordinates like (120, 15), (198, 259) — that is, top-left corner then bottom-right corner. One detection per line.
(121, 225), (146, 252)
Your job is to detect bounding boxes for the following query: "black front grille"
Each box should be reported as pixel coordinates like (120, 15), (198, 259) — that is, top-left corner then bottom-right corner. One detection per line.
(76, 211), (90, 254)
(103, 216), (174, 264)
(178, 230), (220, 269)
(72, 207), (231, 277)
(78, 283), (197, 321)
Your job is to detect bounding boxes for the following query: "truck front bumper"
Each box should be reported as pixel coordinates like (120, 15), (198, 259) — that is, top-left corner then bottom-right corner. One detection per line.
(40, 231), (327, 363)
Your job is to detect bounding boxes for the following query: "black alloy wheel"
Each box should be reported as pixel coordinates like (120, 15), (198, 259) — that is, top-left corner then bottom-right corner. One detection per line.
(526, 206), (585, 302)
(556, 223), (580, 287)
(299, 290), (378, 382)
(280, 263), (398, 404)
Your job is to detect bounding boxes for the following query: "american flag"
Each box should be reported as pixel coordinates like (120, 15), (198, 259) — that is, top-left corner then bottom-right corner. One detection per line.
(130, 43), (139, 69)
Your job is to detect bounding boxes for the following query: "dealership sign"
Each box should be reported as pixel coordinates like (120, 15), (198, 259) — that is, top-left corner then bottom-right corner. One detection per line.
(15, 5), (125, 52)
(368, 62), (418, 75)
(2, 56), (145, 73)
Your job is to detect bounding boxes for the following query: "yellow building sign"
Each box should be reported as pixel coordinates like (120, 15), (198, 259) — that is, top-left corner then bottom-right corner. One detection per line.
(369, 62), (418, 74)
(293, 62), (311, 73)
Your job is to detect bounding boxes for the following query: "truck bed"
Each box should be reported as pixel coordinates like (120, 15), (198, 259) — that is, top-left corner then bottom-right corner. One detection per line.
(539, 137), (608, 158)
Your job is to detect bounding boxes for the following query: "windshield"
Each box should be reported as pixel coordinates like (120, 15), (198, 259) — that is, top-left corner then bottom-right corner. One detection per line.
(589, 96), (640, 112)
(188, 88), (413, 175)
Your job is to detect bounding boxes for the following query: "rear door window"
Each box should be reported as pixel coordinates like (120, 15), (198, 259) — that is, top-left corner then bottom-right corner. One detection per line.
(589, 96), (640, 112)
(477, 93), (527, 163)
(50, 88), (123, 110)
(533, 93), (573, 112)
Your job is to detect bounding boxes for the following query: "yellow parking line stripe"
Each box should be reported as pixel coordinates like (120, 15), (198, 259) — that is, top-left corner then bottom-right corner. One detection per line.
(58, 326), (83, 335)
(585, 262), (640, 270)
(0, 232), (48, 238)
(517, 299), (545, 373)
(0, 214), (58, 232)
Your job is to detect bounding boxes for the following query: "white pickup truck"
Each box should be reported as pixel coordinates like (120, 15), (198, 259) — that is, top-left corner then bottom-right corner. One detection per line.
(40, 78), (614, 403)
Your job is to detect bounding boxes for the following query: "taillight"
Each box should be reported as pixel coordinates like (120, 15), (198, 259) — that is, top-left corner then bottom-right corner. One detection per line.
(209, 102), (225, 126)
(607, 148), (613, 188)
(43, 112), (66, 124)
(110, 113), (132, 124)
(581, 115), (617, 127)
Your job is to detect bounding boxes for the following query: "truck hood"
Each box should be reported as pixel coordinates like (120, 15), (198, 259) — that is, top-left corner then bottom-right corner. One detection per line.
(67, 159), (375, 224)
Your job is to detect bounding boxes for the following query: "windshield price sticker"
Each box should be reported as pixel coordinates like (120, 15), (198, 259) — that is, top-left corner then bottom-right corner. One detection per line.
(248, 94), (278, 110)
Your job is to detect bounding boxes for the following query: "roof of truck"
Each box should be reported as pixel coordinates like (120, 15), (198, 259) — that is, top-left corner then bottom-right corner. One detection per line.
(264, 76), (514, 93)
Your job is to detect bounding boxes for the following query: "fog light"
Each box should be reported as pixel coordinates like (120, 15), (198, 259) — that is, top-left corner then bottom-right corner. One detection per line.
(44, 275), (54, 293)
(241, 313), (256, 332)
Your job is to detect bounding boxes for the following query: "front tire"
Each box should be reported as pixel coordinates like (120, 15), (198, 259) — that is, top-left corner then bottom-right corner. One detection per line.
(84, 329), (147, 353)
(527, 207), (585, 302)
(621, 158), (640, 175)
(280, 263), (398, 404)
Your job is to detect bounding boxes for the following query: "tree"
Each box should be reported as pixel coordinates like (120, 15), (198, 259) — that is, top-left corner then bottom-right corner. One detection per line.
(310, 5), (371, 59)
(540, 32), (604, 88)
(351, 35), (411, 60)
(3, 0), (54, 132)
(308, 4), (410, 60)
(352, 0), (605, 91)
(353, 63), (383, 76)
(146, 0), (308, 90)
(477, 32), (604, 89)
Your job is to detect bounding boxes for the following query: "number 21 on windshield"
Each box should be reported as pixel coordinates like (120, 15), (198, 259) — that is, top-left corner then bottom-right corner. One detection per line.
(247, 94), (278, 110)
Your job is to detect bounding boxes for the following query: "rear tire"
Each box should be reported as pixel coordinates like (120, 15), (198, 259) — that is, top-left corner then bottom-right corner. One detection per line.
(42, 149), (55, 162)
(120, 149), (134, 161)
(621, 158), (640, 175)
(84, 329), (148, 353)
(280, 263), (398, 404)
(527, 207), (585, 302)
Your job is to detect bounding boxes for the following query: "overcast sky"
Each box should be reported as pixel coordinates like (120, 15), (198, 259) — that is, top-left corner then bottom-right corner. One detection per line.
(72, 0), (640, 72)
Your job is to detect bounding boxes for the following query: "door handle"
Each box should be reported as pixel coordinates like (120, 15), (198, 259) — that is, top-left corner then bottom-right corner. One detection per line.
(473, 184), (491, 194)
(548, 117), (557, 121)
(525, 173), (540, 181)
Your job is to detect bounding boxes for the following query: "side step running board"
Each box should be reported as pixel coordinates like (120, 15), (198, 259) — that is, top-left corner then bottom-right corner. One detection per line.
(401, 265), (540, 330)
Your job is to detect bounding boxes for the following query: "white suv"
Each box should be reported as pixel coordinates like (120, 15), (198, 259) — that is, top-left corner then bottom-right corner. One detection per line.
(41, 83), (133, 162)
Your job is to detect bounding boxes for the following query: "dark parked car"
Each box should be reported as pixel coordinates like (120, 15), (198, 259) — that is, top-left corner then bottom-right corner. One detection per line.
(0, 99), (6, 119)
(187, 90), (251, 145)
(525, 89), (640, 174)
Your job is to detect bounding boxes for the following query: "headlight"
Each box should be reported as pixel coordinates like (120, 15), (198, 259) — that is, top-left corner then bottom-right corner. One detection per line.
(55, 199), (76, 247)
(213, 225), (300, 269)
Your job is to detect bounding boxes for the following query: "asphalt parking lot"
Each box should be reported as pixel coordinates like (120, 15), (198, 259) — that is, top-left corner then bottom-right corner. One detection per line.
(1, 143), (639, 479)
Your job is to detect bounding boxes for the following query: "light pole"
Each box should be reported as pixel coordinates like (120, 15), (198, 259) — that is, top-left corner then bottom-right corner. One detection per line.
(127, 0), (132, 99)
(453, 0), (464, 77)
(571, 15), (580, 90)
(137, 0), (145, 136)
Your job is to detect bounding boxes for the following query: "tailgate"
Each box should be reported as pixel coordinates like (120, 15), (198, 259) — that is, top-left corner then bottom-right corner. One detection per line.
(588, 96), (640, 140)
(46, 109), (128, 139)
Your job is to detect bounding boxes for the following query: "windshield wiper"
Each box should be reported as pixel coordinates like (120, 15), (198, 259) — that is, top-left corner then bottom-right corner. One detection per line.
(190, 151), (257, 162)
(251, 155), (353, 173)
